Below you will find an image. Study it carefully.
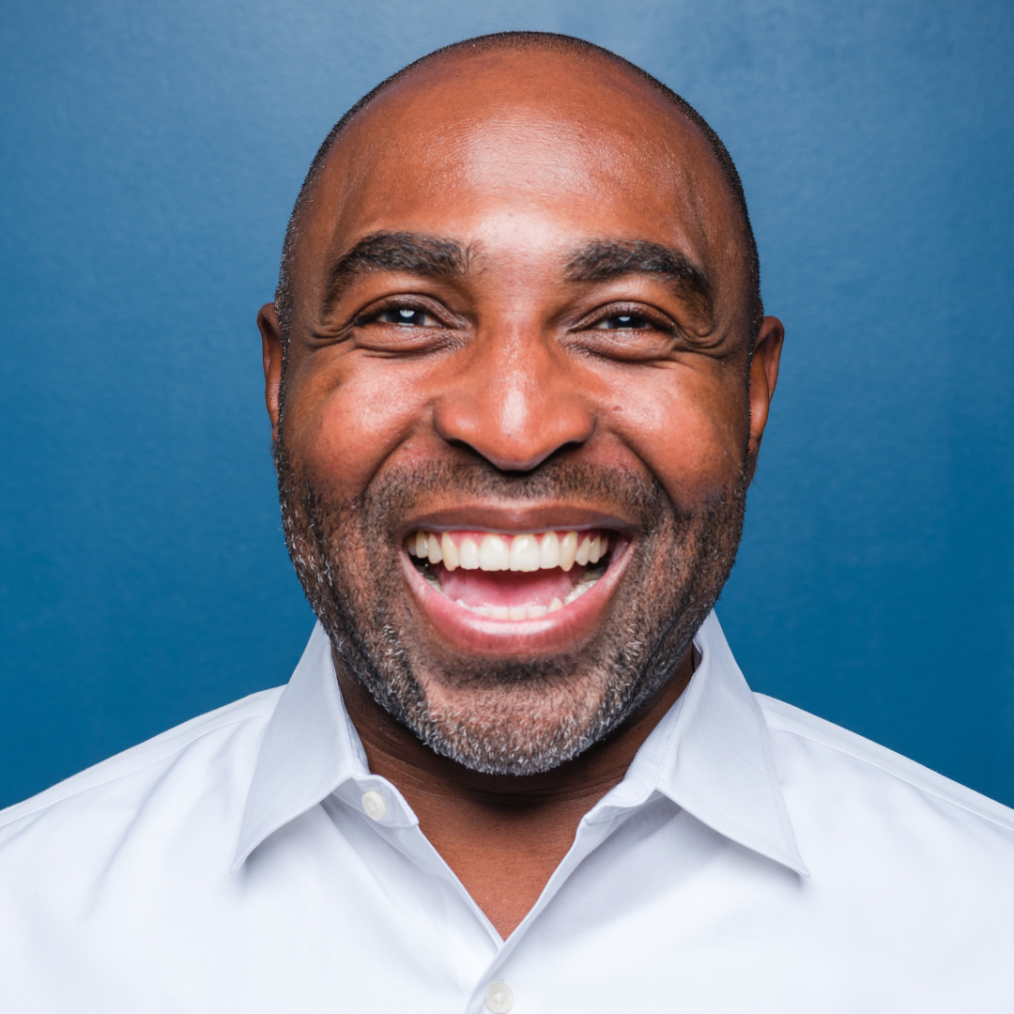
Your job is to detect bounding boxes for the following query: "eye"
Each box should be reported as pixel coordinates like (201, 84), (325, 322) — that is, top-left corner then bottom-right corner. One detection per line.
(591, 313), (654, 330)
(374, 306), (441, 327)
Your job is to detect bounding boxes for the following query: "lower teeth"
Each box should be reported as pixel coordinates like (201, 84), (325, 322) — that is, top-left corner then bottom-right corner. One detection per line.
(456, 601), (554, 620)
(416, 553), (606, 621)
(453, 572), (599, 620)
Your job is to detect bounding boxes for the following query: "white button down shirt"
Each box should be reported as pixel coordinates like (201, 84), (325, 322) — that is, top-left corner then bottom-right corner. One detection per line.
(2, 612), (1013, 1011)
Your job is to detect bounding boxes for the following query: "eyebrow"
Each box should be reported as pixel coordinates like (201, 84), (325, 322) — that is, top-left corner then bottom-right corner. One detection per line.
(565, 240), (713, 323)
(320, 232), (713, 325)
(322, 232), (470, 316)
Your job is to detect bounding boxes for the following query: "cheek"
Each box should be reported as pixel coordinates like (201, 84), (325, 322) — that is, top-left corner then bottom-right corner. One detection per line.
(284, 359), (429, 497)
(610, 368), (748, 505)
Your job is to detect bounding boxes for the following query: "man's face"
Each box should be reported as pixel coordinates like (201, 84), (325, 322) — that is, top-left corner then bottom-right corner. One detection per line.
(261, 51), (782, 774)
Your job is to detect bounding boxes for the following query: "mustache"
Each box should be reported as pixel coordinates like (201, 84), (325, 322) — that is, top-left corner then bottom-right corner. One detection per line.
(351, 455), (677, 533)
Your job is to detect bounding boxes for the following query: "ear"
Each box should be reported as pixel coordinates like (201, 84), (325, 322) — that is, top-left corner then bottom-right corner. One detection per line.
(258, 302), (284, 442)
(745, 315), (785, 482)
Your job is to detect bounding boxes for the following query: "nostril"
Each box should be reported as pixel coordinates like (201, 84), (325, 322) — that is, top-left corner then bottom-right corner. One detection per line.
(440, 438), (574, 475)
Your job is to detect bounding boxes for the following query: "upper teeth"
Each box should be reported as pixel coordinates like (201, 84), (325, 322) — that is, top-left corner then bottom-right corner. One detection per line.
(405, 530), (608, 572)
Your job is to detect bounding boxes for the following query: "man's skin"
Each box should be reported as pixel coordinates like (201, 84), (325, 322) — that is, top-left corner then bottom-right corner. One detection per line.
(258, 47), (784, 938)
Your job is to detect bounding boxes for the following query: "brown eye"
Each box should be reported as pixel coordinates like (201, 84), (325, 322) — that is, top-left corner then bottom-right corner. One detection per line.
(376, 307), (440, 327)
(593, 313), (652, 330)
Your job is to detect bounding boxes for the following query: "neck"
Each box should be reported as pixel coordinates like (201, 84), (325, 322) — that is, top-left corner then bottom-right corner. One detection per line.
(333, 649), (694, 938)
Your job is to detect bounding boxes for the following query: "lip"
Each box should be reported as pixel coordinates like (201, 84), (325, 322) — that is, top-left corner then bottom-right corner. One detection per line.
(396, 502), (637, 541)
(400, 528), (633, 657)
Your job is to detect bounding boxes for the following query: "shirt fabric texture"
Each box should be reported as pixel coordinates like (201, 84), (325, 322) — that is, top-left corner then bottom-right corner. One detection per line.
(1, 612), (1012, 1012)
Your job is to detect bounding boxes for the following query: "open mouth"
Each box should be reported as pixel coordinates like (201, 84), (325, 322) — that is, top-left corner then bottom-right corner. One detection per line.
(406, 529), (615, 621)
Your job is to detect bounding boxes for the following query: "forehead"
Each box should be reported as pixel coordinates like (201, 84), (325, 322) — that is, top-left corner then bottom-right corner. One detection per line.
(298, 50), (744, 289)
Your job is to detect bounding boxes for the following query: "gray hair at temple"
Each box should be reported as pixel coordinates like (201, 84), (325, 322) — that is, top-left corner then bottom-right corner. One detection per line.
(273, 31), (763, 354)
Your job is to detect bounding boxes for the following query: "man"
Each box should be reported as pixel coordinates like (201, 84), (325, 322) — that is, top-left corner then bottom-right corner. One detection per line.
(2, 31), (1012, 1012)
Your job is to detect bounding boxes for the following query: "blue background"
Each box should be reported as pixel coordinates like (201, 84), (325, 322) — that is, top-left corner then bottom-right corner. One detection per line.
(2, 0), (1012, 810)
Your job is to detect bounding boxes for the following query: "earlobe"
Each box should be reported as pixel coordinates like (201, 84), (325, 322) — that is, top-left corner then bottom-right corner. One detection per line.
(746, 316), (785, 474)
(257, 302), (284, 442)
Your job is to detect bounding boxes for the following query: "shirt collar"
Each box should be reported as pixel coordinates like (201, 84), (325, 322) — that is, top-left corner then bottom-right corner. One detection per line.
(232, 623), (369, 871)
(588, 611), (809, 875)
(233, 612), (808, 877)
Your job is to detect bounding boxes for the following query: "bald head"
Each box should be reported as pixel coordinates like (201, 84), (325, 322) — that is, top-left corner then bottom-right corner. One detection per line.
(275, 32), (761, 346)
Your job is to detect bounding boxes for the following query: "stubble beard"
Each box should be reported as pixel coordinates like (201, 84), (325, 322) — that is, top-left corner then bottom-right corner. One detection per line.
(275, 440), (747, 776)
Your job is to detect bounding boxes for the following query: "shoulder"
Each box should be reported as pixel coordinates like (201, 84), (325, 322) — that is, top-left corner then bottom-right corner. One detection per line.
(0, 687), (284, 842)
(757, 694), (1014, 874)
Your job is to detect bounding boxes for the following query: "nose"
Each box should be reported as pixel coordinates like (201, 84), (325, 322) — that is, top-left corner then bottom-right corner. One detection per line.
(432, 333), (595, 472)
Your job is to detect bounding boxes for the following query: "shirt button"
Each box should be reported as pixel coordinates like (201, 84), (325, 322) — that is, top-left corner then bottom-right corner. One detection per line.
(485, 982), (513, 1013)
(361, 790), (387, 821)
